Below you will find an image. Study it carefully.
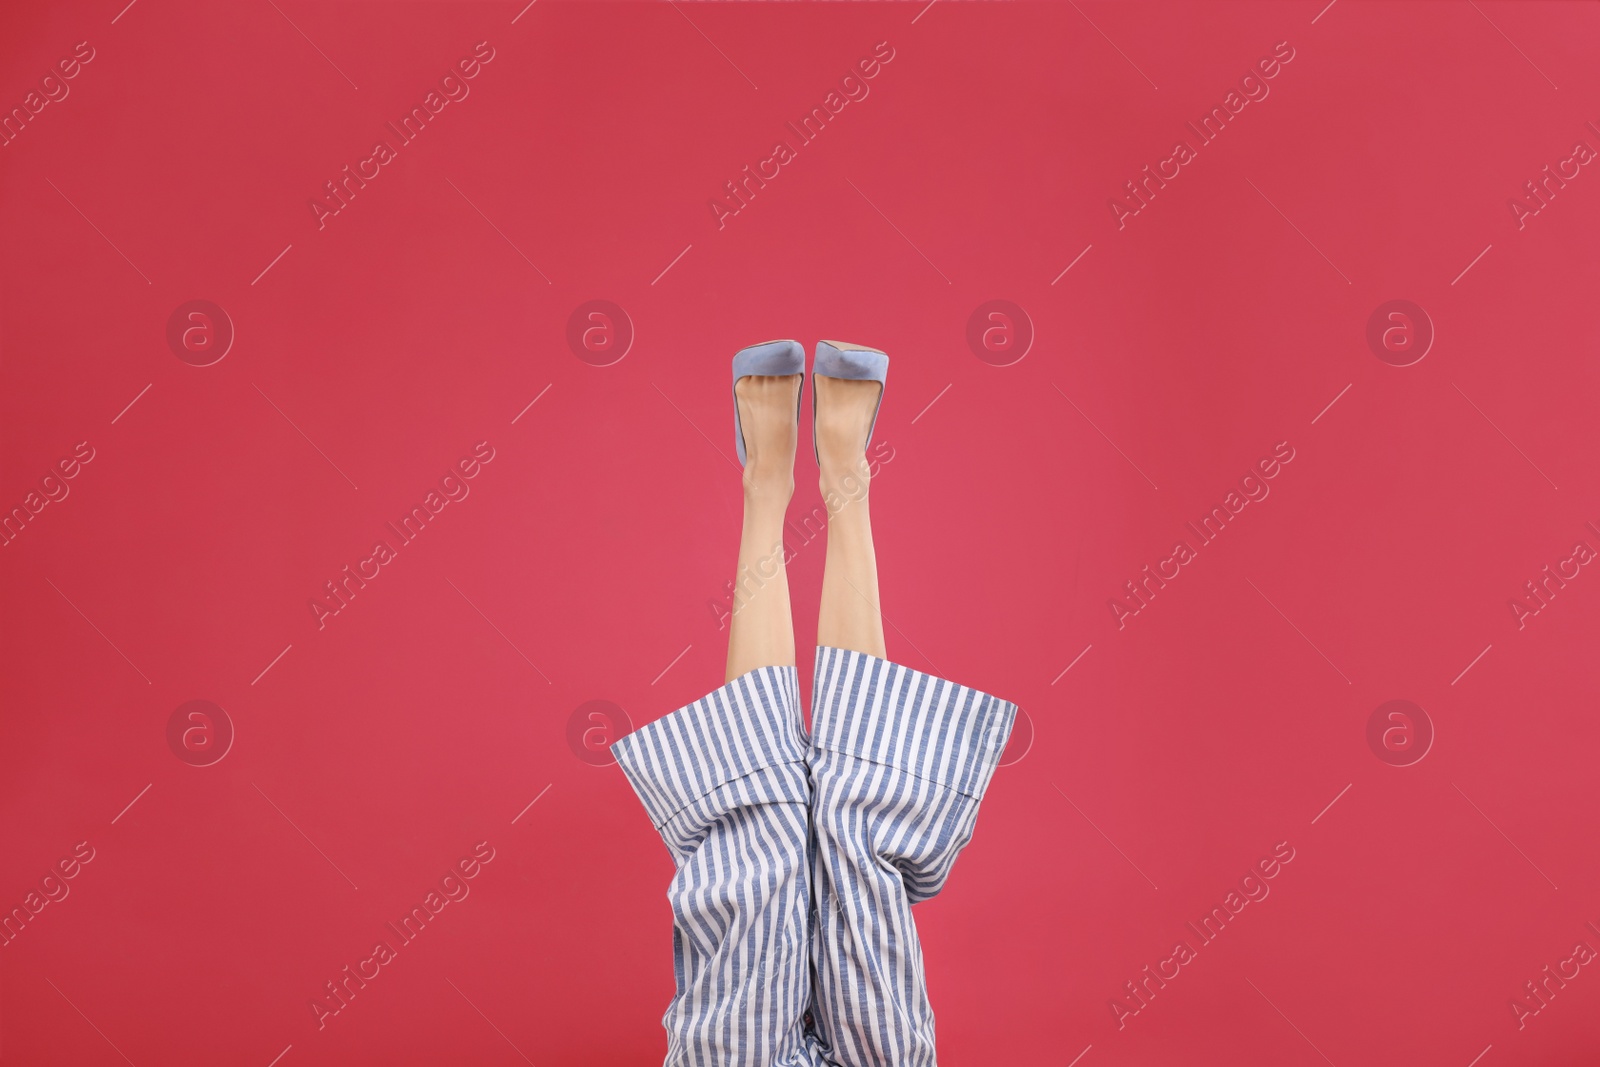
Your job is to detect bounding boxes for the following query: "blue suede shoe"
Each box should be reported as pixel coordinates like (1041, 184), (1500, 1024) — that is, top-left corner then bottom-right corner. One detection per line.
(812, 340), (888, 464)
(732, 339), (805, 466)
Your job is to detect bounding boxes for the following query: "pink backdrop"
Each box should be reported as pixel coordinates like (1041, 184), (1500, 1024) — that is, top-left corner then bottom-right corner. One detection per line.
(3, 1), (1599, 1064)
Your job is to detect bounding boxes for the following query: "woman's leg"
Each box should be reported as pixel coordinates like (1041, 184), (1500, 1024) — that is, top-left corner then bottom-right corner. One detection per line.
(807, 365), (1017, 1067)
(727, 373), (803, 681)
(612, 370), (829, 1066)
(813, 372), (886, 659)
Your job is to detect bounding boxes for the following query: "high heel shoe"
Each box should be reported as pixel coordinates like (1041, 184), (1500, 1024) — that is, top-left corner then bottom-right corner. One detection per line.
(732, 339), (805, 466)
(812, 340), (888, 463)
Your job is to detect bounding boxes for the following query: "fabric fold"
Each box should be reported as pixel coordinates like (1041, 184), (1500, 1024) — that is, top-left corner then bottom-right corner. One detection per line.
(809, 645), (1017, 803)
(612, 665), (810, 840)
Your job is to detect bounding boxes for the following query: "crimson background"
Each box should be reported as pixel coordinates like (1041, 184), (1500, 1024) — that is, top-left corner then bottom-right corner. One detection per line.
(3, 1), (1599, 1064)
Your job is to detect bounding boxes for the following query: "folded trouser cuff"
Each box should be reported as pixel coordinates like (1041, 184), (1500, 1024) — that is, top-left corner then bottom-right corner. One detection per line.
(610, 664), (809, 836)
(809, 645), (1017, 803)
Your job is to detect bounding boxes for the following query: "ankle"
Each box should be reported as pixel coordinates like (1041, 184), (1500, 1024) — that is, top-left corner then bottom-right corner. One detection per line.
(814, 430), (868, 478)
(743, 464), (795, 505)
(819, 462), (870, 513)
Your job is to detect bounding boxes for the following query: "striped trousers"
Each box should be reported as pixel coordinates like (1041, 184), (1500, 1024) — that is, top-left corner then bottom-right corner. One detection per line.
(611, 646), (1018, 1067)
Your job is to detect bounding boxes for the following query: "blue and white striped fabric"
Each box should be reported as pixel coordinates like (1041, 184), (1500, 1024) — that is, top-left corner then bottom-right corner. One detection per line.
(806, 647), (1016, 1067)
(610, 665), (827, 1067)
(612, 649), (1016, 1067)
